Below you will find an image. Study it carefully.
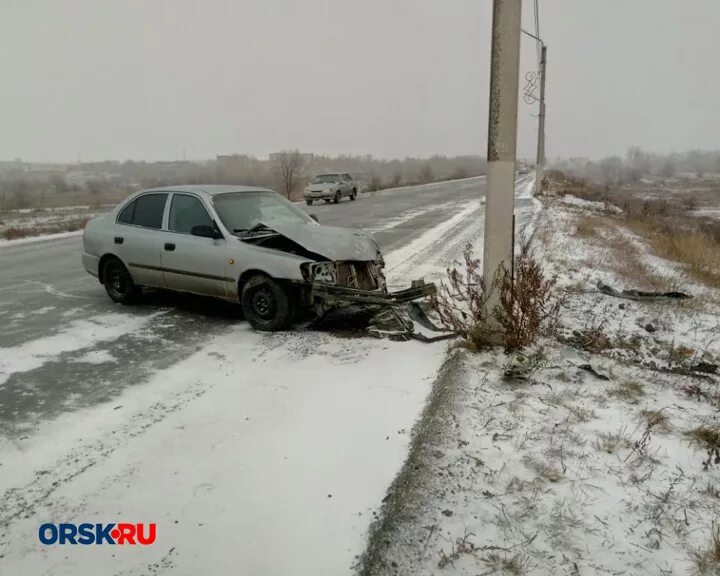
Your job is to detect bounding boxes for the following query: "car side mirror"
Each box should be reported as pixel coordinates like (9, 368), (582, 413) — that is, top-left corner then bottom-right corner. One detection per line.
(191, 224), (222, 239)
(309, 214), (319, 223)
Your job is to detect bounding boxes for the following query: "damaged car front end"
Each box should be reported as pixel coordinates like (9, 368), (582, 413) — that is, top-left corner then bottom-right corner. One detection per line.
(235, 214), (436, 329)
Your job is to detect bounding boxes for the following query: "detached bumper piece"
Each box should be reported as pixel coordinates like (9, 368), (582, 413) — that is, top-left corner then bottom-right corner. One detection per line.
(311, 279), (456, 343)
(311, 279), (436, 307)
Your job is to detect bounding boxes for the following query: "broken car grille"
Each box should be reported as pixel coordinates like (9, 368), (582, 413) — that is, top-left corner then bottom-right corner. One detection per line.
(336, 262), (378, 290)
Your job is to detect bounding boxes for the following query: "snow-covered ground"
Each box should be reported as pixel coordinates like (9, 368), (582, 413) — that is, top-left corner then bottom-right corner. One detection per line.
(361, 194), (720, 576)
(0, 205), (110, 245)
(0, 179), (535, 575)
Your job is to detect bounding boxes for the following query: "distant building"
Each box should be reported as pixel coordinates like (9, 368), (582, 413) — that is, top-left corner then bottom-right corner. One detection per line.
(268, 152), (315, 164)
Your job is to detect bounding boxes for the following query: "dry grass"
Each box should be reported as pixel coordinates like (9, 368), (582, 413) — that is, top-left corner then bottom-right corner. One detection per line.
(574, 216), (602, 239)
(624, 217), (720, 289)
(693, 523), (720, 575)
(572, 214), (672, 290)
(640, 409), (672, 433)
(596, 430), (631, 454)
(1, 217), (89, 240)
(611, 381), (645, 403)
(550, 171), (720, 289)
(688, 426), (720, 470)
(480, 552), (528, 575)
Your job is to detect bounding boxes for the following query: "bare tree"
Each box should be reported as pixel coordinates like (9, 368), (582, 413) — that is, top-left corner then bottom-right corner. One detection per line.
(419, 163), (435, 184)
(272, 150), (306, 199)
(50, 173), (69, 194)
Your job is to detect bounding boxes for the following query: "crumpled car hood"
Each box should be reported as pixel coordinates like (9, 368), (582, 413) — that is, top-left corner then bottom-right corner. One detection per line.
(247, 221), (379, 261)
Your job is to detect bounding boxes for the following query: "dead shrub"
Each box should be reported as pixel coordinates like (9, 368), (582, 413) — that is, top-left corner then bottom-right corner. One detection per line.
(688, 426), (720, 470)
(611, 380), (645, 403)
(2, 227), (32, 240)
(693, 523), (720, 575)
(494, 245), (559, 351)
(430, 244), (493, 351)
(430, 244), (558, 352)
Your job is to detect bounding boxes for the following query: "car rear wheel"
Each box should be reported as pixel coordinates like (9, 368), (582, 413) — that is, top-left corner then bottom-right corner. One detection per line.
(241, 274), (292, 331)
(333, 191), (341, 204)
(103, 257), (139, 304)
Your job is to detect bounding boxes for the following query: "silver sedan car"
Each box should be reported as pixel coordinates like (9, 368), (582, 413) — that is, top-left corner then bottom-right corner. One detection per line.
(82, 185), (432, 331)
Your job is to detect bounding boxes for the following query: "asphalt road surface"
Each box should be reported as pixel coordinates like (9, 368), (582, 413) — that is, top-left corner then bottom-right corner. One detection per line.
(0, 176), (535, 438)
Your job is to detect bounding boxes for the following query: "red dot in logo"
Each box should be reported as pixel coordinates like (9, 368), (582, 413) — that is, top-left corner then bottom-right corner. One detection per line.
(110, 529), (121, 540)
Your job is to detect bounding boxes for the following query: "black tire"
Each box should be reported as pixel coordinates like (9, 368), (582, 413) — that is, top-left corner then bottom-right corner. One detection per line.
(102, 257), (139, 304)
(350, 188), (357, 201)
(324, 199), (331, 203)
(241, 274), (292, 331)
(333, 191), (341, 204)
(305, 199), (312, 205)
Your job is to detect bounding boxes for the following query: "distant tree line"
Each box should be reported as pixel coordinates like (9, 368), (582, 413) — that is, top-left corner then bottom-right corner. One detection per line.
(552, 148), (720, 187)
(0, 153), (488, 209)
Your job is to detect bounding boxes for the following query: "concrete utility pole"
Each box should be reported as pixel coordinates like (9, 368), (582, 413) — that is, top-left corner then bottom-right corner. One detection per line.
(483, 0), (523, 315)
(535, 45), (547, 194)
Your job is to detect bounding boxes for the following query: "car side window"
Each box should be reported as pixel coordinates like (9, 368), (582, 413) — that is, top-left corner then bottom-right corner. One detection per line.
(169, 194), (213, 235)
(343, 174), (352, 182)
(117, 193), (167, 229)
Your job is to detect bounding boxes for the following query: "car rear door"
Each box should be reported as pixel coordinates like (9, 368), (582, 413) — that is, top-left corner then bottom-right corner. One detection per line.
(114, 192), (168, 287)
(342, 174), (353, 195)
(160, 193), (232, 298)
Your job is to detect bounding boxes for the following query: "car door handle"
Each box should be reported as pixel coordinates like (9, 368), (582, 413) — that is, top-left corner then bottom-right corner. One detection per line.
(164, 243), (176, 251)
(114, 236), (124, 244)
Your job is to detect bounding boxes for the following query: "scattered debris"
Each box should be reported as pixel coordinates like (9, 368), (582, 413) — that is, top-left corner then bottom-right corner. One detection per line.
(597, 280), (691, 301)
(577, 363), (610, 380)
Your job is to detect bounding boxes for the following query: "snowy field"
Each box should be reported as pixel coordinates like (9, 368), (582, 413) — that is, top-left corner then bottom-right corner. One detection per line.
(0, 178), (536, 575)
(361, 194), (720, 575)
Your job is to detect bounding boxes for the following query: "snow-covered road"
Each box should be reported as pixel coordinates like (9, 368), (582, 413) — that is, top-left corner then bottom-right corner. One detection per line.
(0, 177), (537, 575)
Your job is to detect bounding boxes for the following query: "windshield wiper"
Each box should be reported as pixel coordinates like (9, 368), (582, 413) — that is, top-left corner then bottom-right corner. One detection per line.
(235, 222), (277, 237)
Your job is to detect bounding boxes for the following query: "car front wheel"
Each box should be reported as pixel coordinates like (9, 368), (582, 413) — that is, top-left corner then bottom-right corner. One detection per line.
(306, 199), (312, 205)
(103, 257), (139, 304)
(333, 191), (341, 204)
(240, 274), (292, 331)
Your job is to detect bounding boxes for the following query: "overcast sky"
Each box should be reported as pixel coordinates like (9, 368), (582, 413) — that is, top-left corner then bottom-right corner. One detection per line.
(1, 0), (718, 163)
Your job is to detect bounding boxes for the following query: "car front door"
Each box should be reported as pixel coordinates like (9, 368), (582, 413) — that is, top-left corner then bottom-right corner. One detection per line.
(115, 192), (168, 287)
(160, 193), (232, 298)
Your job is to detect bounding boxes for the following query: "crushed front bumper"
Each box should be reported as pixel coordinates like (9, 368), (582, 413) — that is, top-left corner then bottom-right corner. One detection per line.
(311, 279), (436, 307)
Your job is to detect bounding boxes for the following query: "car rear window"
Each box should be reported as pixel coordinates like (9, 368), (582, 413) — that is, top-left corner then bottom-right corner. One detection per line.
(117, 193), (168, 229)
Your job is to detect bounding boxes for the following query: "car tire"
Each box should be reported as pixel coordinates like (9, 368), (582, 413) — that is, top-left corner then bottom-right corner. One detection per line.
(102, 257), (139, 304)
(241, 274), (292, 331)
(333, 191), (340, 204)
(306, 199), (312, 205)
(350, 189), (357, 201)
(324, 199), (331, 203)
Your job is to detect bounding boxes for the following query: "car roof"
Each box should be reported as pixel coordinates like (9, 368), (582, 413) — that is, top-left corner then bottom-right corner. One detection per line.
(142, 184), (275, 196)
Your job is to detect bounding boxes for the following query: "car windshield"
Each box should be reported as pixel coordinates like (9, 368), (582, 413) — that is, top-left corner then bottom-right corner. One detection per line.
(212, 191), (314, 233)
(311, 174), (339, 184)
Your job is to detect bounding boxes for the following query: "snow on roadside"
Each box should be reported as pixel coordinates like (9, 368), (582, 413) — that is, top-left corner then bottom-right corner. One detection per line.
(561, 193), (622, 213)
(360, 194), (720, 576)
(0, 229), (83, 247)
